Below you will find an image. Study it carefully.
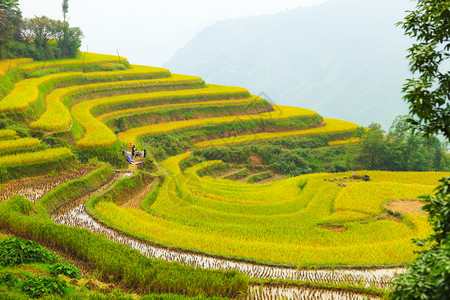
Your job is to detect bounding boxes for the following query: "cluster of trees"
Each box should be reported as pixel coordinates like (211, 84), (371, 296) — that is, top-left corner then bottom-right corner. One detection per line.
(194, 118), (449, 178)
(351, 116), (449, 172)
(0, 0), (82, 60)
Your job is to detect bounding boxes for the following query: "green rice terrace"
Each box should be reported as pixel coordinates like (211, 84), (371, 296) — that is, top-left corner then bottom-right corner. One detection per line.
(0, 53), (448, 299)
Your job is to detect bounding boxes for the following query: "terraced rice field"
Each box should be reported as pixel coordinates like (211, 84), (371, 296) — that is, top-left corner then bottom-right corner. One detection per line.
(194, 118), (359, 148)
(0, 129), (17, 139)
(56, 202), (403, 289)
(0, 165), (97, 202)
(17, 52), (126, 71)
(91, 153), (444, 266)
(1, 53), (446, 299)
(0, 147), (73, 166)
(0, 58), (32, 76)
(0, 53), (354, 152)
(47, 169), (386, 299)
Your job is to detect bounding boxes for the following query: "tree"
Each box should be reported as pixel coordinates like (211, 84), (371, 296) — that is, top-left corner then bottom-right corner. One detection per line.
(62, 0), (69, 23)
(22, 16), (82, 59)
(0, 0), (81, 59)
(0, 0), (21, 48)
(59, 0), (81, 58)
(58, 25), (82, 58)
(23, 16), (55, 49)
(391, 1), (450, 299)
(0, 0), (20, 32)
(399, 0), (450, 140)
(354, 123), (388, 170)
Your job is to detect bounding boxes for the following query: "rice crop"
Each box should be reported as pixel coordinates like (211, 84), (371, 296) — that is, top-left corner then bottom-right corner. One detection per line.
(73, 85), (252, 148)
(0, 147), (72, 166)
(89, 153), (444, 266)
(30, 74), (202, 132)
(194, 118), (358, 148)
(118, 105), (317, 145)
(97, 96), (264, 122)
(0, 129), (17, 139)
(328, 138), (361, 146)
(0, 65), (169, 113)
(18, 53), (126, 71)
(320, 182), (434, 223)
(0, 137), (41, 152)
(0, 58), (33, 77)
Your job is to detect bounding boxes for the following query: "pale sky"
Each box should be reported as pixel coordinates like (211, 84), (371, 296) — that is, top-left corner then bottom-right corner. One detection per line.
(19, 0), (335, 67)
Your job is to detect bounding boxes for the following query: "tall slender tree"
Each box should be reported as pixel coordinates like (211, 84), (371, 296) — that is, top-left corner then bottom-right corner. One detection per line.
(62, 0), (69, 23)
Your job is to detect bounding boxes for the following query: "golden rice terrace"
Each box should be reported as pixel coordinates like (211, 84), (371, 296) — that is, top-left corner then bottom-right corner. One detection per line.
(1, 53), (448, 299)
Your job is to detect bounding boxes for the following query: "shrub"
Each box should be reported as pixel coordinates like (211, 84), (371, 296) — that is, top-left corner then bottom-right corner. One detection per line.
(75, 141), (126, 168)
(49, 262), (82, 279)
(20, 276), (67, 298)
(0, 272), (19, 288)
(0, 237), (59, 266)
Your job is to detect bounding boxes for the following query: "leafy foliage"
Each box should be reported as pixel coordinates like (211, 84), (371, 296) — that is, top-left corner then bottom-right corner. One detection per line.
(0, 237), (58, 266)
(420, 177), (450, 247)
(20, 276), (67, 298)
(391, 2), (450, 298)
(0, 0), (21, 55)
(391, 178), (450, 299)
(49, 262), (81, 279)
(351, 119), (449, 171)
(398, 0), (450, 139)
(0, 272), (19, 287)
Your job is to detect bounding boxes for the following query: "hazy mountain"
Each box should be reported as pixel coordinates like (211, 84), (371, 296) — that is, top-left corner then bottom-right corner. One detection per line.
(165, 0), (415, 128)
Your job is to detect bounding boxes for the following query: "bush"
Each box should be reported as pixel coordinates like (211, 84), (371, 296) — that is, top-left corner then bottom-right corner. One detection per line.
(20, 276), (67, 298)
(0, 237), (59, 266)
(246, 171), (274, 183)
(49, 262), (81, 279)
(0, 272), (19, 288)
(390, 239), (450, 300)
(76, 141), (127, 168)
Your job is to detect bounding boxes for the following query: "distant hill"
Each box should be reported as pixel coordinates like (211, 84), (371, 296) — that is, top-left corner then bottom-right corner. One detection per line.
(165, 0), (414, 128)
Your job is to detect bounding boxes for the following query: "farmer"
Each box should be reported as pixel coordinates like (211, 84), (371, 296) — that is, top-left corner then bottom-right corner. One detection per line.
(352, 170), (355, 178)
(131, 145), (136, 158)
(143, 149), (147, 158)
